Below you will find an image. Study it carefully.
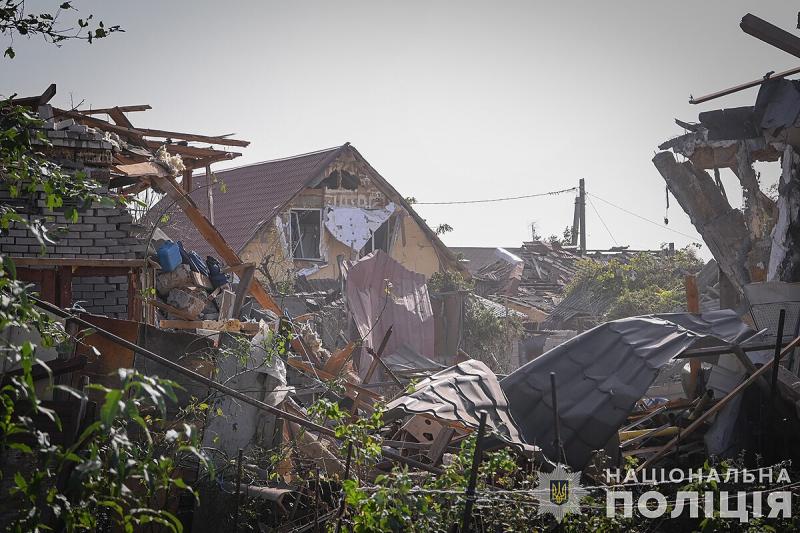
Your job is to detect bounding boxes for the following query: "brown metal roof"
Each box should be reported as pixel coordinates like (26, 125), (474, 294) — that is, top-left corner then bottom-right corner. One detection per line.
(147, 145), (344, 257)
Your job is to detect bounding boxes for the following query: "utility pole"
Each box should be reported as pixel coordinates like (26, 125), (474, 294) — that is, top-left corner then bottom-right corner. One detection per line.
(578, 178), (586, 255)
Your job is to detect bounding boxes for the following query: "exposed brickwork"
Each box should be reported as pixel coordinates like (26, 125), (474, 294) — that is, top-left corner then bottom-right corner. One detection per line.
(71, 275), (129, 319)
(0, 104), (145, 318)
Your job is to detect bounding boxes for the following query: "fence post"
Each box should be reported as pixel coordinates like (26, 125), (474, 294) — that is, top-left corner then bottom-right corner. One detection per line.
(461, 410), (488, 533)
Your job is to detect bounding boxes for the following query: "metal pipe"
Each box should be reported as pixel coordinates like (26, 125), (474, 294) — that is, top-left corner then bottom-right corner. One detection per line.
(461, 410), (487, 533)
(234, 448), (243, 532)
(550, 372), (563, 464)
(771, 309), (786, 402)
(30, 296), (443, 475)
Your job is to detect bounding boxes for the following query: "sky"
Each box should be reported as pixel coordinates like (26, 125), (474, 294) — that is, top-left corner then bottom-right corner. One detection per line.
(3, 1), (799, 259)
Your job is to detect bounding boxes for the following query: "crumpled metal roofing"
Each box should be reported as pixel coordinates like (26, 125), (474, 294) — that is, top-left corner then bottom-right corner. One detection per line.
(386, 359), (528, 448)
(500, 309), (757, 468)
(145, 146), (344, 258)
(344, 250), (435, 378)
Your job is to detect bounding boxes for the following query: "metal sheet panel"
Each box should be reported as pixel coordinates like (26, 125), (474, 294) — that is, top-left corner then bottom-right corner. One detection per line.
(500, 310), (756, 468)
(344, 250), (435, 378)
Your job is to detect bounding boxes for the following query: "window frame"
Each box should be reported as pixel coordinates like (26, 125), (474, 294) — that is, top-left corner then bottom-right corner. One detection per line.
(289, 208), (323, 260)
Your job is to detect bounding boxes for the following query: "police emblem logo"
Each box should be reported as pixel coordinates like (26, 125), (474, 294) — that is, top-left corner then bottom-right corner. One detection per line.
(550, 479), (569, 505)
(534, 464), (588, 522)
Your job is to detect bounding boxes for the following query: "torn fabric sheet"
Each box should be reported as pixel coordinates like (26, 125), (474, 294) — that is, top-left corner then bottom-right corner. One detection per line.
(324, 203), (395, 250)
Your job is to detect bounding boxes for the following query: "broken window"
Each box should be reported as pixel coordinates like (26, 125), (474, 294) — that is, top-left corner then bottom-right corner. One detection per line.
(316, 170), (360, 190)
(360, 218), (393, 257)
(290, 209), (322, 259)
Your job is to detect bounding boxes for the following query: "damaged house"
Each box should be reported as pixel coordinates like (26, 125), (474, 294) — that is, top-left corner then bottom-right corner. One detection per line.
(151, 142), (464, 286)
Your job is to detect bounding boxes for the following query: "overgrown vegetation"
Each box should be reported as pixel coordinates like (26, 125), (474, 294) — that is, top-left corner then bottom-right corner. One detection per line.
(565, 245), (704, 321)
(428, 271), (523, 373)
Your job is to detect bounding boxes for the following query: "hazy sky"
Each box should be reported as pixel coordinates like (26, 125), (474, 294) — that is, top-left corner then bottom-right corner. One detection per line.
(3, 1), (799, 258)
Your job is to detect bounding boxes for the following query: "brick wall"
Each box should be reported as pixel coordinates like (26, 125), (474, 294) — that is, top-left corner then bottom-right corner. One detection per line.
(71, 275), (130, 319)
(0, 104), (146, 318)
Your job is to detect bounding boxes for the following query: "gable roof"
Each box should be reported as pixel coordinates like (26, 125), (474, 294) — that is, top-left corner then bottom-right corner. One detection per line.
(147, 145), (345, 257)
(146, 143), (463, 273)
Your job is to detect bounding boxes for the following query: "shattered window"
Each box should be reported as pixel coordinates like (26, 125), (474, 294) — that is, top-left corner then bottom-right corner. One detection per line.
(360, 218), (392, 257)
(290, 209), (322, 259)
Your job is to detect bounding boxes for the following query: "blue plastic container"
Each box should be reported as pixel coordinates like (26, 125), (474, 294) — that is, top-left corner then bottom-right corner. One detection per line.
(156, 241), (182, 273)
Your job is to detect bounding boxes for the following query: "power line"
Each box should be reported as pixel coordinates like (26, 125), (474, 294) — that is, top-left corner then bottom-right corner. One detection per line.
(414, 187), (577, 205)
(587, 192), (702, 242)
(587, 194), (618, 246)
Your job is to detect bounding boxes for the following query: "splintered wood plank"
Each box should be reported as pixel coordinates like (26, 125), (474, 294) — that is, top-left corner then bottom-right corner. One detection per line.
(286, 358), (380, 400)
(322, 341), (356, 375)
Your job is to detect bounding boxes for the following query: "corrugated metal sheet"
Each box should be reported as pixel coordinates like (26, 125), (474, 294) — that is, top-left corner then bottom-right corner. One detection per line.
(500, 310), (757, 468)
(386, 359), (529, 448)
(344, 250), (435, 378)
(145, 146), (344, 258)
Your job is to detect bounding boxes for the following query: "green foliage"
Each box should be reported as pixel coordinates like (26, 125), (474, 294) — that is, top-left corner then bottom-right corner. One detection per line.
(462, 295), (523, 373)
(427, 270), (472, 293)
(309, 398), (384, 461)
(1, 1), (121, 58)
(565, 247), (704, 321)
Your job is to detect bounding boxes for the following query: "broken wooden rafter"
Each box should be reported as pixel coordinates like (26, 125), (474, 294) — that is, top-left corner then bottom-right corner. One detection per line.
(142, 140), (240, 161)
(148, 173), (282, 315)
(77, 105), (152, 115)
(637, 332), (800, 472)
(690, 65), (800, 105)
(12, 83), (57, 108)
(741, 13), (800, 59)
(55, 108), (250, 147)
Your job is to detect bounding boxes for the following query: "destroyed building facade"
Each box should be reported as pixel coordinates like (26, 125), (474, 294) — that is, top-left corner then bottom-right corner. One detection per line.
(153, 142), (464, 288)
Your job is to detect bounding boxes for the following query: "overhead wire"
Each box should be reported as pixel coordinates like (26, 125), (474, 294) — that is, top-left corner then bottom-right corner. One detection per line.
(586, 194), (619, 246)
(414, 187), (577, 205)
(587, 192), (702, 242)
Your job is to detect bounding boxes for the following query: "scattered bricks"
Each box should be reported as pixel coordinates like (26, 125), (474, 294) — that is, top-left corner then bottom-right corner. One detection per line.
(156, 264), (193, 296)
(81, 247), (108, 254)
(38, 105), (54, 120)
(53, 118), (76, 130)
(68, 124), (89, 134)
(108, 276), (128, 284)
(167, 288), (205, 318)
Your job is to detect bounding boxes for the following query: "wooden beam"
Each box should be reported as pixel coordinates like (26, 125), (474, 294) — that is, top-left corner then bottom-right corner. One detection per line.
(9, 257), (144, 268)
(148, 174), (281, 315)
(690, 65), (800, 105)
(286, 358), (380, 400)
(77, 105), (152, 115)
(54, 108), (249, 147)
(107, 106), (134, 128)
(741, 13), (800, 59)
(637, 333), (800, 473)
(142, 140), (240, 160)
